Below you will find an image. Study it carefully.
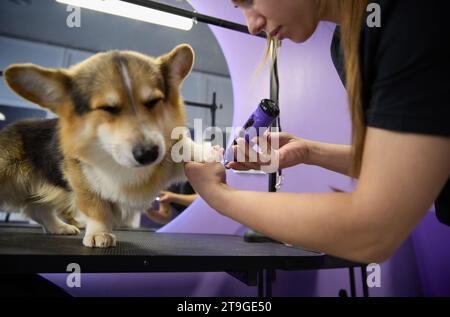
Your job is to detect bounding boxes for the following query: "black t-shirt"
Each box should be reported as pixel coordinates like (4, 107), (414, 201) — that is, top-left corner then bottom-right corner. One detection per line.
(331, 0), (450, 225)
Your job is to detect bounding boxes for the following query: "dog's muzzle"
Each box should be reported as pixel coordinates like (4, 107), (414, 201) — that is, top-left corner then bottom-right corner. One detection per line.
(132, 144), (160, 166)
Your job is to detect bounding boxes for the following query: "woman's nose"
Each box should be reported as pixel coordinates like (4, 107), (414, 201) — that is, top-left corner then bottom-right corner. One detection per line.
(247, 14), (265, 35)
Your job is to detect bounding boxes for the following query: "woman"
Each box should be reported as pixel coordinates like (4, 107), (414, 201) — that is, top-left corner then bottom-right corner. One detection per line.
(146, 183), (198, 225)
(185, 0), (450, 263)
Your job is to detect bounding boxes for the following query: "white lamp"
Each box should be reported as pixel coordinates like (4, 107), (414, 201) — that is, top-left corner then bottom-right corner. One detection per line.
(56, 0), (194, 31)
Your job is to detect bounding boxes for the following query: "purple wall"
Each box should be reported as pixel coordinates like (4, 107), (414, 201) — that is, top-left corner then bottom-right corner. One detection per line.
(412, 210), (450, 296)
(43, 1), (450, 296)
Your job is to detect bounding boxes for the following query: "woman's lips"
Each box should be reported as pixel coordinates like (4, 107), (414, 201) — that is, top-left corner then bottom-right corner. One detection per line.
(269, 26), (282, 38)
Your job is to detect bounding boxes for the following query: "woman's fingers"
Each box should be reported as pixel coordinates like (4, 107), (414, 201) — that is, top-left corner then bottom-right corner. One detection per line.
(226, 162), (262, 171)
(234, 138), (273, 165)
(266, 132), (298, 149)
(252, 134), (272, 156)
(226, 162), (248, 171)
(225, 132), (299, 172)
(237, 138), (265, 163)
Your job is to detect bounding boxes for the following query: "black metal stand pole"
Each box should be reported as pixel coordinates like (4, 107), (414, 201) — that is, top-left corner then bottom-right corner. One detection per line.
(349, 267), (356, 297)
(361, 265), (369, 297)
(122, 0), (266, 38)
(269, 57), (280, 193)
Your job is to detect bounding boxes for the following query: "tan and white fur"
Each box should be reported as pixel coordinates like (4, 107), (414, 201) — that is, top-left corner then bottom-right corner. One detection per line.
(0, 44), (220, 247)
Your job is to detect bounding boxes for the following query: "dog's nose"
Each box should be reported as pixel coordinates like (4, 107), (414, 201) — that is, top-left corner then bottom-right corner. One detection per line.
(132, 145), (159, 165)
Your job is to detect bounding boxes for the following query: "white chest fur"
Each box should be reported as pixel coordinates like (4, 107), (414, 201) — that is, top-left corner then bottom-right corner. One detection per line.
(82, 163), (158, 209)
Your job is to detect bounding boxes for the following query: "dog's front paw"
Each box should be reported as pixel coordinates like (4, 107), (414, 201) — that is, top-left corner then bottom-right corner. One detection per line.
(83, 232), (116, 248)
(46, 223), (80, 235)
(201, 145), (224, 163)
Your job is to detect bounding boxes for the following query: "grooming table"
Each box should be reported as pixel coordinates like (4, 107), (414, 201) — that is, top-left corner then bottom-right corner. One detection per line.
(0, 224), (368, 297)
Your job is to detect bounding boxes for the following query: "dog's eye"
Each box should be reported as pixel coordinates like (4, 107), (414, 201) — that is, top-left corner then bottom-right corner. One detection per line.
(143, 98), (162, 111)
(97, 105), (121, 115)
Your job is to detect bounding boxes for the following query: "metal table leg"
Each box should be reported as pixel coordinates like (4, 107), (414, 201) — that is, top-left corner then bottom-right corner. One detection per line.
(349, 267), (356, 297)
(361, 265), (369, 297)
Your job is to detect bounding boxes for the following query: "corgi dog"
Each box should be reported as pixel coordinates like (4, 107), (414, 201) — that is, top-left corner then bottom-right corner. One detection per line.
(0, 44), (221, 248)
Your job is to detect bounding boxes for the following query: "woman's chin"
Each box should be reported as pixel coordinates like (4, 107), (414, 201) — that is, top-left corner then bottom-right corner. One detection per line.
(289, 36), (308, 44)
(290, 31), (316, 44)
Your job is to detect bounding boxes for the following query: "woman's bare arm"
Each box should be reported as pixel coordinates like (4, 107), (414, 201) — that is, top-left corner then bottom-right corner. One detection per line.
(188, 128), (450, 263)
(304, 140), (353, 176)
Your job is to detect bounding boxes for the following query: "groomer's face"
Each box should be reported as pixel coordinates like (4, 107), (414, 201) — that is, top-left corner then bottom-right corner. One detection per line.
(232, 0), (320, 43)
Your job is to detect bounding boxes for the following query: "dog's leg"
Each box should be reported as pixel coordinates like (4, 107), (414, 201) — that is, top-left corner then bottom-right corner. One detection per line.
(23, 204), (80, 235)
(77, 196), (116, 248)
(79, 197), (116, 248)
(120, 212), (141, 229)
(76, 194), (115, 248)
(66, 160), (116, 248)
(83, 218), (116, 248)
(58, 207), (86, 229)
(179, 137), (224, 163)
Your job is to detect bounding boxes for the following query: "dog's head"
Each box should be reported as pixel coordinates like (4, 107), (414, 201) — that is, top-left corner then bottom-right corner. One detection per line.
(4, 44), (194, 169)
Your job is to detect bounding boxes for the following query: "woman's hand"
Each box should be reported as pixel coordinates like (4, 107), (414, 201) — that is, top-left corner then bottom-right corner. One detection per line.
(185, 161), (227, 196)
(184, 146), (231, 206)
(145, 202), (172, 225)
(159, 191), (174, 204)
(226, 132), (310, 172)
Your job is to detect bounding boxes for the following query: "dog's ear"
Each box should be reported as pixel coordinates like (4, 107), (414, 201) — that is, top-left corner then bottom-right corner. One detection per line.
(159, 44), (194, 86)
(4, 64), (70, 113)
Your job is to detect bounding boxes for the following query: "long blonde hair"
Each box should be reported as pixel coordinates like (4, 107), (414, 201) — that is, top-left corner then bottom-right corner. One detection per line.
(265, 0), (369, 177)
(256, 35), (280, 76)
(336, 0), (370, 177)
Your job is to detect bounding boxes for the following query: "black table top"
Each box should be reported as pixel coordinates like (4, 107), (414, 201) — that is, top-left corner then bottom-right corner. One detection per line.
(0, 224), (361, 274)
